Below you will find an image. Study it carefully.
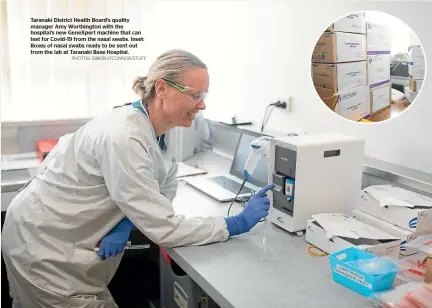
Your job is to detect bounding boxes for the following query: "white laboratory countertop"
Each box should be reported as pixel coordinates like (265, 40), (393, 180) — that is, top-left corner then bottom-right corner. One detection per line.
(166, 150), (370, 308)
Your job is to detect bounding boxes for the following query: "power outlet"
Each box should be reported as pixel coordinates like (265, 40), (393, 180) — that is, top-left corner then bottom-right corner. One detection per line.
(285, 96), (292, 113)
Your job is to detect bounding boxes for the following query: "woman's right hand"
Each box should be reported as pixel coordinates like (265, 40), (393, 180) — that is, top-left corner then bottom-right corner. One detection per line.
(224, 184), (274, 236)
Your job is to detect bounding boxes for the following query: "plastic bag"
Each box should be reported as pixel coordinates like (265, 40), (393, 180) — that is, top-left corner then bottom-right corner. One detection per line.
(369, 282), (432, 308)
(406, 235), (432, 255)
(347, 257), (399, 276)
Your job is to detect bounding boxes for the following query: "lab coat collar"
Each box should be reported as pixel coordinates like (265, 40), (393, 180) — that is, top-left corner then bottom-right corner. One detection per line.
(131, 100), (166, 152)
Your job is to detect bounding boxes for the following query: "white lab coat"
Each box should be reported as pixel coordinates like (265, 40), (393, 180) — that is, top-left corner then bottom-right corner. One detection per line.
(2, 104), (229, 308)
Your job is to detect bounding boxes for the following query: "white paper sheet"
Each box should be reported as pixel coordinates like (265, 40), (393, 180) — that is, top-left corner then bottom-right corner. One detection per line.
(391, 88), (406, 102)
(312, 213), (398, 240)
(364, 185), (432, 208)
(176, 162), (207, 178)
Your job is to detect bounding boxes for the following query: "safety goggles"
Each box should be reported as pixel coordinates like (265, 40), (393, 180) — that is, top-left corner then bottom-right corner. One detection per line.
(162, 78), (209, 103)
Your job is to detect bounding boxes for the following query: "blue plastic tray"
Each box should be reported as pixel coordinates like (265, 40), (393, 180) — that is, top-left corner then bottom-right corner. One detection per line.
(329, 247), (398, 297)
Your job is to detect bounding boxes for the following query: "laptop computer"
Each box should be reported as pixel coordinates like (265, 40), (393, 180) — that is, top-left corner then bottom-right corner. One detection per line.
(184, 129), (269, 202)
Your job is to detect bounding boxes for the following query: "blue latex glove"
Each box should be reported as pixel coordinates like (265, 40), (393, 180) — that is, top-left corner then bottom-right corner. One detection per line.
(224, 183), (274, 236)
(98, 218), (137, 260)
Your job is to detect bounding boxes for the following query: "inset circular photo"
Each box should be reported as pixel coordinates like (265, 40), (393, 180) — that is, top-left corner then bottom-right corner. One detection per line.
(312, 11), (426, 123)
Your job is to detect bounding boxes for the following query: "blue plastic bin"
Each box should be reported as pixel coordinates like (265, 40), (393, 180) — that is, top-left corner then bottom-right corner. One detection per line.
(329, 247), (398, 297)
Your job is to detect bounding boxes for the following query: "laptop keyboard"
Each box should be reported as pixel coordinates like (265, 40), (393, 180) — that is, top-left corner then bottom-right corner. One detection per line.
(209, 176), (254, 195)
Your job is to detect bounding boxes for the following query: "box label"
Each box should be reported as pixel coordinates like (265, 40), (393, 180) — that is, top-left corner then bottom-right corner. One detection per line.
(338, 62), (367, 91)
(312, 62), (367, 93)
(337, 87), (370, 121)
(330, 12), (366, 34)
(370, 83), (391, 113)
(336, 32), (366, 62)
(409, 65), (425, 79)
(367, 22), (391, 51)
(334, 265), (372, 289)
(285, 178), (294, 199)
(367, 53), (391, 87)
(408, 45), (426, 66)
(340, 91), (357, 101)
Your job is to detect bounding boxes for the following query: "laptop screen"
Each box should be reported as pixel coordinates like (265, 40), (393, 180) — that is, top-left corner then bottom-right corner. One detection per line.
(229, 130), (269, 188)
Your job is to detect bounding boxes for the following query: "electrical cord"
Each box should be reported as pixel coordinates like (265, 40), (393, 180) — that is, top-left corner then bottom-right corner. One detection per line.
(227, 178), (247, 218)
(261, 105), (276, 133)
(307, 245), (328, 257)
(260, 100), (287, 132)
(227, 178), (266, 223)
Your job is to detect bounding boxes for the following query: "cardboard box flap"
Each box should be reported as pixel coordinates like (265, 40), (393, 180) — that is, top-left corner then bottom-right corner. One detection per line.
(352, 209), (428, 256)
(364, 185), (432, 208)
(311, 220), (396, 248)
(315, 86), (334, 99)
(315, 86), (338, 111)
(312, 213), (400, 240)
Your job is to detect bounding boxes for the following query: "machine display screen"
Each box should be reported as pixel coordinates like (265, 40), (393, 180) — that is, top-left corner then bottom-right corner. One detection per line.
(229, 130), (269, 188)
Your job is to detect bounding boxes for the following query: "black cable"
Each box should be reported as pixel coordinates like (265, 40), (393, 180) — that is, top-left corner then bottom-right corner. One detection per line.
(261, 106), (276, 132)
(226, 178), (266, 223)
(260, 105), (273, 132)
(227, 179), (247, 217)
(260, 101), (286, 132)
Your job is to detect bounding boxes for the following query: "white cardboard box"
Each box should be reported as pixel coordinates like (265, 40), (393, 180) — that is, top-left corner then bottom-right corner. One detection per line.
(366, 21), (391, 51)
(327, 12), (366, 34)
(358, 185), (432, 234)
(370, 82), (391, 114)
(352, 209), (432, 256)
(306, 214), (401, 258)
(408, 45), (426, 67)
(409, 65), (426, 80)
(367, 52), (391, 87)
(335, 86), (370, 121)
(312, 32), (366, 63)
(312, 61), (367, 92)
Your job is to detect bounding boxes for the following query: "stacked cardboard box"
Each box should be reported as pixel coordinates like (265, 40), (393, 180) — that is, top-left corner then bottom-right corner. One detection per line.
(407, 45), (425, 103)
(366, 21), (392, 115)
(312, 13), (370, 122)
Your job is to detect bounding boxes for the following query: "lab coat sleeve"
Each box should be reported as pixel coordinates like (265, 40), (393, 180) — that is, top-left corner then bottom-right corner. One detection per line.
(159, 161), (178, 202)
(99, 129), (229, 248)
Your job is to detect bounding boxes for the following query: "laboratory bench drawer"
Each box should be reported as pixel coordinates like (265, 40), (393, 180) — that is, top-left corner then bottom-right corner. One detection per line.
(160, 250), (220, 308)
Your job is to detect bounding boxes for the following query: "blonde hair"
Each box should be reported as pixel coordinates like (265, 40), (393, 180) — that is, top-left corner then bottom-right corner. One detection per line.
(132, 49), (207, 104)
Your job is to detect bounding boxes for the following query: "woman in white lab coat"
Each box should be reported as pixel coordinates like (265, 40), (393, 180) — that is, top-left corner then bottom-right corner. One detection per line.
(1, 49), (273, 308)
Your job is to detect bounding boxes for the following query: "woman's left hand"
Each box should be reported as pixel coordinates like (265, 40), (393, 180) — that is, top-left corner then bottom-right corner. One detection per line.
(98, 218), (135, 260)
